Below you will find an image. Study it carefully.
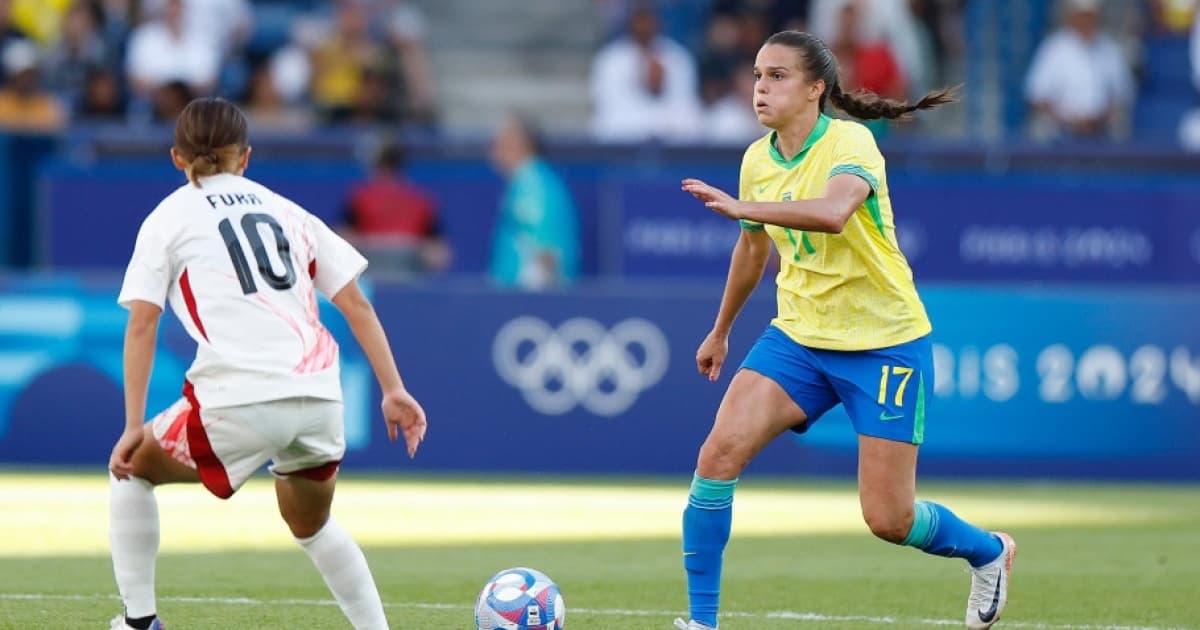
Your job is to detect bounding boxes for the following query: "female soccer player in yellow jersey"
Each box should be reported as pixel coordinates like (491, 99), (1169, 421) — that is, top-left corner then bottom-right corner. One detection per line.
(674, 31), (1017, 630)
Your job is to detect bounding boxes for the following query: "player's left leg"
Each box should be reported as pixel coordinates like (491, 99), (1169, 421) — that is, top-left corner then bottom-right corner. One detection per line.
(828, 337), (1015, 629)
(273, 397), (388, 630)
(110, 401), (200, 630)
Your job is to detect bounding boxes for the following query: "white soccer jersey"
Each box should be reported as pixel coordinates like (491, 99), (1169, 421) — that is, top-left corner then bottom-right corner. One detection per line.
(118, 173), (367, 409)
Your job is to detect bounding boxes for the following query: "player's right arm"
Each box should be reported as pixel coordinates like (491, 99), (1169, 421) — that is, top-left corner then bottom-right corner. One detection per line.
(697, 228), (771, 382)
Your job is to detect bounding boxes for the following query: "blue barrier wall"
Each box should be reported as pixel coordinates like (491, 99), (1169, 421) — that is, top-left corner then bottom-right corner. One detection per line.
(2, 276), (1196, 479)
(37, 157), (1200, 284)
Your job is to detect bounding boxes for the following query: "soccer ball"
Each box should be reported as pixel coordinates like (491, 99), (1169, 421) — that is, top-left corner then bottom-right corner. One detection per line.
(474, 567), (566, 630)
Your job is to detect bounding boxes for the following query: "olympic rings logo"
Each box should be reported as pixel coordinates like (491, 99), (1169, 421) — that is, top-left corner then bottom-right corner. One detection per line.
(492, 317), (670, 416)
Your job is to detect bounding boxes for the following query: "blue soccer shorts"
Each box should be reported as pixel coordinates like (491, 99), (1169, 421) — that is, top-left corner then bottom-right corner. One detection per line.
(739, 325), (932, 444)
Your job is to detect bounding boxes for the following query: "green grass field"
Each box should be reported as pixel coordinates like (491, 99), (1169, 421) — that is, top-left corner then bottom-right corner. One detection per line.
(1, 472), (1197, 630)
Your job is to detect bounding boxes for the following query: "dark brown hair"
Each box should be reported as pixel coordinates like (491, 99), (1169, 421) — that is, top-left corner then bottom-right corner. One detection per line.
(764, 30), (957, 120)
(173, 97), (249, 187)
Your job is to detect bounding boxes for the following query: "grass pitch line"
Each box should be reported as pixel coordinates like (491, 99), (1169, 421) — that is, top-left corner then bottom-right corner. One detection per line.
(0, 593), (1192, 630)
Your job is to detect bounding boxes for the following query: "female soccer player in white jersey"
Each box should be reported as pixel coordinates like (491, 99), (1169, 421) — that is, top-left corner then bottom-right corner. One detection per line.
(674, 32), (1016, 630)
(107, 97), (427, 630)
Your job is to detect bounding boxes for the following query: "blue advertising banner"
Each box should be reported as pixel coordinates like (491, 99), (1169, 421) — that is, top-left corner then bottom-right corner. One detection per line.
(38, 160), (1200, 284)
(1, 276), (1197, 479)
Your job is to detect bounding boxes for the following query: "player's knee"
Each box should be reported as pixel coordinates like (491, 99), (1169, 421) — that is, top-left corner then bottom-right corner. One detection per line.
(696, 436), (750, 479)
(284, 511), (329, 539)
(863, 507), (913, 544)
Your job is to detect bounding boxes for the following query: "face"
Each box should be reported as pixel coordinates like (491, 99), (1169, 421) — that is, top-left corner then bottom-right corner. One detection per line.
(751, 44), (823, 129)
(488, 117), (528, 174)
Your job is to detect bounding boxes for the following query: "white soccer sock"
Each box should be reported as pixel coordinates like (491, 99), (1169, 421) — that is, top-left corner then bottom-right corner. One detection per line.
(109, 474), (159, 619)
(296, 519), (389, 630)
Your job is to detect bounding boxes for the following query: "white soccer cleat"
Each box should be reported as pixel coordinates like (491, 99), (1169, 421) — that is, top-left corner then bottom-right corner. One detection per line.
(965, 532), (1017, 629)
(673, 618), (716, 630)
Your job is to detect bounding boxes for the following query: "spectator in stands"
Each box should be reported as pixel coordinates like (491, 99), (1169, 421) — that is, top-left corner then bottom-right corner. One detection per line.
(150, 79), (192, 122)
(12, 0), (72, 44)
(125, 0), (219, 99)
(77, 64), (124, 120)
(589, 3), (703, 143)
(380, 0), (436, 125)
(1024, 0), (1135, 140)
(309, 0), (384, 123)
(1181, 2), (1200, 149)
(0, 39), (65, 131)
(341, 144), (449, 275)
(0, 0), (30, 82)
(830, 0), (907, 101)
(702, 61), (766, 143)
(43, 0), (109, 107)
(489, 114), (580, 290)
(243, 59), (312, 131)
(810, 0), (928, 98)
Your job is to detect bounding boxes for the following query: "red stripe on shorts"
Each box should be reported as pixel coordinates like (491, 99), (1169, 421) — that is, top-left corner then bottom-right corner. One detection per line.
(288, 460), (341, 481)
(179, 269), (208, 342)
(182, 381), (234, 499)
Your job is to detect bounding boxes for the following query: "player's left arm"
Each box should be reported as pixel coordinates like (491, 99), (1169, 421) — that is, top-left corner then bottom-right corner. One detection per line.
(682, 174), (869, 234)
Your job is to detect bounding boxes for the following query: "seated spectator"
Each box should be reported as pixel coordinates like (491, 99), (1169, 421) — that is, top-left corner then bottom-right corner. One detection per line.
(830, 0), (907, 101)
(0, 39), (65, 131)
(124, 0), (219, 98)
(0, 0), (30, 83)
(341, 144), (449, 275)
(811, 0), (927, 98)
(242, 60), (312, 131)
(702, 62), (766, 144)
(12, 0), (72, 44)
(43, 0), (109, 107)
(309, 0), (384, 122)
(1180, 4), (1200, 149)
(1024, 0), (1135, 140)
(380, 0), (436, 125)
(77, 64), (124, 120)
(589, 3), (703, 143)
(150, 79), (191, 122)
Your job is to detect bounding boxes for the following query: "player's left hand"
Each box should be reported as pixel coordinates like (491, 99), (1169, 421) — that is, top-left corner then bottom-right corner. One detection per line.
(382, 387), (427, 459)
(682, 178), (744, 220)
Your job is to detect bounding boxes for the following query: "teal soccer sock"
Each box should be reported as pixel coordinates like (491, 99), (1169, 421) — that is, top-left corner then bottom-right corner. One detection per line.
(902, 500), (1003, 567)
(682, 473), (737, 628)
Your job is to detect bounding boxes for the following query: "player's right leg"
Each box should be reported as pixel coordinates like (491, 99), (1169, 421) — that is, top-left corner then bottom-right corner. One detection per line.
(678, 326), (838, 629)
(273, 398), (388, 630)
(110, 400), (199, 630)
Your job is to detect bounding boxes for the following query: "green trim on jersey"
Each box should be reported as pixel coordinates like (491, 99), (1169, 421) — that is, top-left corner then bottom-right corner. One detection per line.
(739, 219), (765, 231)
(768, 114), (831, 169)
(829, 163), (879, 191)
(913, 373), (926, 444)
(830, 163), (886, 237)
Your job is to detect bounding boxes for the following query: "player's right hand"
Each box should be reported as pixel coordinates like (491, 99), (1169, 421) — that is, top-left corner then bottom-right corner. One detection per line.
(696, 331), (729, 382)
(382, 388), (427, 459)
(108, 426), (145, 480)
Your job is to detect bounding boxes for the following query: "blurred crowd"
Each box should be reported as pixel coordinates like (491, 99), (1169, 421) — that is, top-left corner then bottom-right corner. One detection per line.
(0, 0), (435, 131)
(0, 0), (1195, 145)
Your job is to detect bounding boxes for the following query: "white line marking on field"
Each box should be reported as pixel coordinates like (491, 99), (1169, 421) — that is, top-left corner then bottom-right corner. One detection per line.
(0, 592), (1192, 630)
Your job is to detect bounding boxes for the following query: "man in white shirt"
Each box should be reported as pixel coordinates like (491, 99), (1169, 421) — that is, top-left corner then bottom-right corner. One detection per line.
(125, 0), (220, 97)
(589, 4), (703, 143)
(1024, 0), (1135, 139)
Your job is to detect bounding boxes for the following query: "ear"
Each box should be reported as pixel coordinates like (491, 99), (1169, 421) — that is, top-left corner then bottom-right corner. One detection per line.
(238, 146), (252, 172)
(169, 147), (189, 172)
(810, 78), (826, 103)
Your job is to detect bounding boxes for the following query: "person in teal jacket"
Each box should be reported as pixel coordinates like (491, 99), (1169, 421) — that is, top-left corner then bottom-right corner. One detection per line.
(488, 114), (580, 289)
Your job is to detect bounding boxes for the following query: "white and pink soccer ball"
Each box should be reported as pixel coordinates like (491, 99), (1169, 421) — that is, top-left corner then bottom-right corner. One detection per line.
(474, 567), (565, 630)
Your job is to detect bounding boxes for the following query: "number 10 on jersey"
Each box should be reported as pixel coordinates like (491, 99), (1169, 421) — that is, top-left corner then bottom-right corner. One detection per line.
(218, 213), (297, 295)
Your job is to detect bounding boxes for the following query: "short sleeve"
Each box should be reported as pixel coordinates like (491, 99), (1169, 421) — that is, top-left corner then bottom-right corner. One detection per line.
(828, 125), (883, 194)
(309, 214), (368, 298)
(117, 213), (172, 309)
(737, 145), (765, 231)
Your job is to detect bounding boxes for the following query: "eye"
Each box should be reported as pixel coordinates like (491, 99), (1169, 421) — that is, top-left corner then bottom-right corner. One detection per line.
(772, 72), (783, 80)
(753, 72), (762, 81)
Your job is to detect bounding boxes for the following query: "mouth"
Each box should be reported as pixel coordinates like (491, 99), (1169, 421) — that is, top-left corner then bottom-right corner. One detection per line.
(755, 101), (768, 111)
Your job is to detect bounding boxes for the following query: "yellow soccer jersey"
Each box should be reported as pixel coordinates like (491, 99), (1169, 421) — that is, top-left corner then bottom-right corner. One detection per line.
(738, 114), (931, 351)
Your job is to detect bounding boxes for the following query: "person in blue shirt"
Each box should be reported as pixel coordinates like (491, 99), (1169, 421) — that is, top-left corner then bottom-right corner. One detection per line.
(488, 114), (581, 289)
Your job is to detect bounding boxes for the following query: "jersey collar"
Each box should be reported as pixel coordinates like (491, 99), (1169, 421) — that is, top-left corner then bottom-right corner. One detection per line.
(768, 113), (831, 169)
